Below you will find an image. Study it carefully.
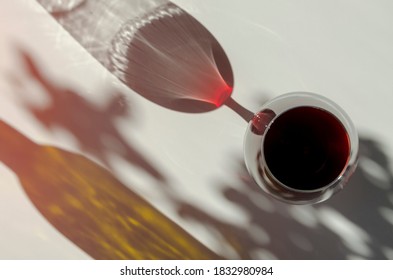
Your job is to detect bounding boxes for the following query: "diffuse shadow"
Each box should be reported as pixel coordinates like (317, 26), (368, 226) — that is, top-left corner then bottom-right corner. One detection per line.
(177, 137), (393, 259)
(177, 175), (343, 259)
(17, 49), (165, 182)
(322, 138), (393, 257)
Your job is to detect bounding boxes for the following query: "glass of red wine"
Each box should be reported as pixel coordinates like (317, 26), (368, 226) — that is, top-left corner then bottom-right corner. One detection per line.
(244, 92), (359, 204)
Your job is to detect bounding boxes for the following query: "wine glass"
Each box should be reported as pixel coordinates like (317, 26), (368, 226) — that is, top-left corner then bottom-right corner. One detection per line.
(36, 0), (358, 205)
(244, 92), (359, 204)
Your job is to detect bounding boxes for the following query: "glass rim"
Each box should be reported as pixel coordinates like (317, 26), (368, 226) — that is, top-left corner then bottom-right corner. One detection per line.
(244, 91), (359, 204)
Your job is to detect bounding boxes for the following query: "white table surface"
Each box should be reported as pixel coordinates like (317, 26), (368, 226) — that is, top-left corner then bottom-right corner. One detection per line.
(0, 0), (393, 259)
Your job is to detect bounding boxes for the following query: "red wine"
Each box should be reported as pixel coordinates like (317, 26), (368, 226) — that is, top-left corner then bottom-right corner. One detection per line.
(263, 106), (350, 190)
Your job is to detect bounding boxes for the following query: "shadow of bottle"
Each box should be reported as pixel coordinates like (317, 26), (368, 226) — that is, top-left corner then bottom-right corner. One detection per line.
(0, 120), (220, 259)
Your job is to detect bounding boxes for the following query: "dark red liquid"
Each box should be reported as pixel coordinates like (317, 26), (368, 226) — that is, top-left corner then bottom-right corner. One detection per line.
(263, 106), (350, 190)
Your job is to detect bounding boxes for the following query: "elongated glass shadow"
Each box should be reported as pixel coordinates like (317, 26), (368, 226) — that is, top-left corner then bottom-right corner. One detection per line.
(39, 0), (234, 113)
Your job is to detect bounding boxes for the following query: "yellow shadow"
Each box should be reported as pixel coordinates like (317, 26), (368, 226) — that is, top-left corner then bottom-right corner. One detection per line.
(0, 120), (220, 259)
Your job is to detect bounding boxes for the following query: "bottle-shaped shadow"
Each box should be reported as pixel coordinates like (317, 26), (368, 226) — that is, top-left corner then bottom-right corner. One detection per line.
(0, 120), (220, 259)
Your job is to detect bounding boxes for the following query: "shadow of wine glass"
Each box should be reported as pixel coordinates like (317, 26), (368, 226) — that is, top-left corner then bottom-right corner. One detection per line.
(41, 0), (235, 113)
(0, 119), (220, 259)
(177, 137), (393, 259)
(108, 2), (234, 112)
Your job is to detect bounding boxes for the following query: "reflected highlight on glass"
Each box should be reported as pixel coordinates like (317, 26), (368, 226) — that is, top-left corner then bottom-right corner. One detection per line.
(244, 92), (359, 204)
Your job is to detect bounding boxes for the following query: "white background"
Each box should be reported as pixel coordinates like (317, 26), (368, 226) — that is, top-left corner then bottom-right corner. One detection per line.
(0, 0), (393, 259)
